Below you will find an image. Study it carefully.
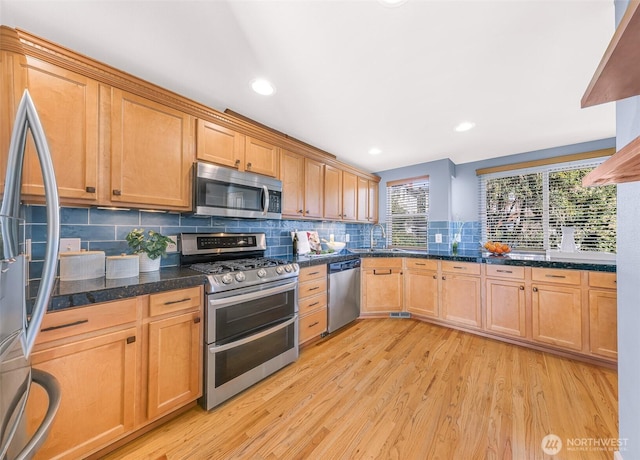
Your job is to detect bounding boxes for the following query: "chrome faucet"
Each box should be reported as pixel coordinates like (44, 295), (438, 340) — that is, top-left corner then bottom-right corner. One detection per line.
(370, 223), (386, 249)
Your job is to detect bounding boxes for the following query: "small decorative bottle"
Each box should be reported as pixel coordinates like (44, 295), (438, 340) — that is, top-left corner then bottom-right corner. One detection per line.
(292, 231), (299, 255)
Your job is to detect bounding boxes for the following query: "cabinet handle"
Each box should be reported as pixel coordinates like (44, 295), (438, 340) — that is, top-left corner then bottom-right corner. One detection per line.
(497, 269), (512, 274)
(433, 275), (437, 279)
(112, 189), (121, 196)
(545, 274), (566, 279)
(247, 162), (252, 169)
(85, 186), (96, 193)
(309, 321), (320, 328)
(298, 210), (304, 214)
(416, 263), (426, 266)
(442, 276), (446, 280)
(194, 316), (201, 324)
(309, 286), (320, 291)
(309, 301), (320, 307)
(374, 269), (392, 275)
(452, 266), (466, 270)
(235, 159), (241, 166)
(126, 336), (136, 344)
(308, 271), (320, 276)
(519, 286), (525, 290)
(164, 297), (191, 305)
(41, 319), (89, 332)
(533, 287), (538, 292)
(306, 210), (310, 213)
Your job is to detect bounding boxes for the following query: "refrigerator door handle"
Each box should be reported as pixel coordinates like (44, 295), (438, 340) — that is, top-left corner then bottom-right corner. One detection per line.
(0, 90), (60, 357)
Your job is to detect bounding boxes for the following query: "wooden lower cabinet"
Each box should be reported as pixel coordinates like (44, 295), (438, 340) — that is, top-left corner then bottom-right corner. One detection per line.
(531, 283), (583, 352)
(26, 287), (203, 459)
(361, 258), (403, 314)
(404, 259), (438, 318)
(298, 265), (328, 344)
(440, 262), (482, 329)
(485, 278), (526, 338)
(589, 289), (618, 359)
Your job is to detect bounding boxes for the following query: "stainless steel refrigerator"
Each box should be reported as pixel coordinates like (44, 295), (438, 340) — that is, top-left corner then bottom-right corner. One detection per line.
(0, 90), (61, 459)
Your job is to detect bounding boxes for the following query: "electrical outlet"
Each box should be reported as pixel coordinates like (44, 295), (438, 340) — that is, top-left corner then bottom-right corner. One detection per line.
(435, 233), (443, 243)
(345, 234), (350, 243)
(166, 235), (178, 253)
(60, 238), (81, 253)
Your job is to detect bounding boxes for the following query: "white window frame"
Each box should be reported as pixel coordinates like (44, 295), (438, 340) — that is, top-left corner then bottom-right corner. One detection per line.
(386, 175), (429, 249)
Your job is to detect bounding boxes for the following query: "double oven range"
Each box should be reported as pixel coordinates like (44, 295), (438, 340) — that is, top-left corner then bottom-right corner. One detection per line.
(181, 232), (299, 410)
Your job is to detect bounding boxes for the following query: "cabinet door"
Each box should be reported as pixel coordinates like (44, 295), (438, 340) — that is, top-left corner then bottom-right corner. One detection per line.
(22, 57), (99, 201)
(110, 89), (193, 209)
(361, 268), (403, 313)
(404, 269), (439, 317)
(441, 274), (481, 328)
(304, 158), (324, 219)
(532, 284), (582, 351)
(196, 119), (243, 169)
(147, 310), (202, 420)
(324, 164), (342, 220)
(244, 136), (278, 177)
(27, 328), (137, 460)
(368, 180), (379, 222)
(280, 149), (305, 218)
(1, 50), (27, 195)
(357, 176), (369, 222)
(342, 171), (358, 221)
(589, 289), (617, 359)
(485, 278), (526, 338)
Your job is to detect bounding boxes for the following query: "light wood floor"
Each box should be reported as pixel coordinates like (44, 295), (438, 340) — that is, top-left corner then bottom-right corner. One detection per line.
(105, 319), (618, 460)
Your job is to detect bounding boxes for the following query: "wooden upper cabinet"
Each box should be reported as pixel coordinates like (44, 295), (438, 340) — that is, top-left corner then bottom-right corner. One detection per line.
(280, 149), (305, 218)
(357, 176), (379, 223)
(304, 158), (324, 219)
(342, 171), (358, 221)
(21, 57), (99, 202)
(109, 89), (193, 210)
(196, 119), (243, 169)
(244, 136), (278, 177)
(196, 119), (278, 178)
(368, 181), (379, 222)
(324, 164), (343, 220)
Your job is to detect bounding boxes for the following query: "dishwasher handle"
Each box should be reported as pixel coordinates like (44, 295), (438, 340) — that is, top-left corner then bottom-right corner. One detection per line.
(329, 259), (361, 274)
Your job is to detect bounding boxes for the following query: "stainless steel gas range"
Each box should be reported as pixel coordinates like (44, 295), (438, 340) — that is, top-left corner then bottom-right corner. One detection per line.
(180, 232), (299, 410)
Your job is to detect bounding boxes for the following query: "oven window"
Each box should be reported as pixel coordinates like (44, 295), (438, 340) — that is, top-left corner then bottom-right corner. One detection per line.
(215, 321), (295, 387)
(215, 290), (295, 344)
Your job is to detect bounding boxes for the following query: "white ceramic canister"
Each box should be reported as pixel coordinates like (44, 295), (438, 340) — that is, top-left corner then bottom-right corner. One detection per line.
(106, 254), (139, 279)
(59, 250), (106, 281)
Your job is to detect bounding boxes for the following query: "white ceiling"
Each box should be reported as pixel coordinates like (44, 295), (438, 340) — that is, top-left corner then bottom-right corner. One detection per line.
(1, 0), (616, 173)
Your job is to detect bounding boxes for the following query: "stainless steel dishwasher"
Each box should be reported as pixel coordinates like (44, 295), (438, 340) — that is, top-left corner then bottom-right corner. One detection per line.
(327, 259), (361, 333)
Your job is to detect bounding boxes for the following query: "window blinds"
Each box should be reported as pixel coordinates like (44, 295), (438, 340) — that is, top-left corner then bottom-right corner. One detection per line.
(386, 176), (429, 248)
(479, 158), (616, 253)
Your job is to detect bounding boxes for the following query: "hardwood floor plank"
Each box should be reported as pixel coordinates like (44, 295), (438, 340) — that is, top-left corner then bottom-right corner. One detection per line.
(105, 319), (618, 460)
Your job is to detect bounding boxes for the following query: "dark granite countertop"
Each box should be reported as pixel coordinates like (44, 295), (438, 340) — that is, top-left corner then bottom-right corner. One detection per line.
(29, 266), (208, 313)
(33, 248), (614, 314)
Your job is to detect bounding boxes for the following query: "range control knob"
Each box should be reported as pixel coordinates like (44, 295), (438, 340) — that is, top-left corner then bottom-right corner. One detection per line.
(292, 263), (299, 272)
(284, 264), (293, 273)
(221, 274), (233, 284)
(275, 266), (285, 275)
(235, 272), (246, 282)
(257, 268), (267, 278)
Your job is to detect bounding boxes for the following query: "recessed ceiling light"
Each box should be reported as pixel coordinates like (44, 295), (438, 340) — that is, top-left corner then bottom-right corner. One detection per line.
(378, 0), (408, 7)
(455, 121), (476, 132)
(368, 148), (382, 155)
(251, 78), (275, 96)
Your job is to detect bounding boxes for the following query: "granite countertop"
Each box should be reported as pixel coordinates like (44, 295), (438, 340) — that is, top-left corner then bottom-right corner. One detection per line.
(33, 248), (615, 314)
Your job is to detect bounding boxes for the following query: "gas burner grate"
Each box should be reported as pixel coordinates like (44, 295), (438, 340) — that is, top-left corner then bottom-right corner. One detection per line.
(190, 257), (287, 274)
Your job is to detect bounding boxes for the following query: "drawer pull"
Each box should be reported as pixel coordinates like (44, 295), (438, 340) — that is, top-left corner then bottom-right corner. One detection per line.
(85, 186), (96, 193)
(309, 321), (320, 328)
(309, 302), (320, 307)
(497, 269), (512, 274)
(415, 263), (426, 266)
(41, 319), (89, 332)
(374, 269), (392, 275)
(545, 274), (566, 279)
(308, 271), (320, 276)
(309, 286), (320, 291)
(452, 266), (466, 270)
(112, 189), (121, 196)
(126, 336), (136, 344)
(194, 316), (201, 324)
(164, 297), (192, 305)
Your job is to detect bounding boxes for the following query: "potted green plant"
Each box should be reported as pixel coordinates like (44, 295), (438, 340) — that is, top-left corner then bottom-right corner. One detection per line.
(125, 228), (173, 272)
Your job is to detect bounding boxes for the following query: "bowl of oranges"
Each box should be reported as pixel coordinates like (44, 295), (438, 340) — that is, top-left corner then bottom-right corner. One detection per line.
(483, 241), (512, 256)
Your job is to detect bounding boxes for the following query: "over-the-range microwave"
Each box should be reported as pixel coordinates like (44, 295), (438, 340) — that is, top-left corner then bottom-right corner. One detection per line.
(193, 162), (282, 219)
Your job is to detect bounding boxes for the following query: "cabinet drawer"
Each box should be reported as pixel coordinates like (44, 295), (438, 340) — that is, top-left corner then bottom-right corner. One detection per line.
(441, 261), (481, 276)
(589, 272), (617, 289)
(532, 268), (581, 285)
(299, 308), (327, 343)
(485, 265), (525, 280)
(299, 265), (327, 283)
(149, 286), (202, 317)
(299, 278), (327, 298)
(299, 292), (327, 316)
(404, 258), (438, 271)
(361, 257), (402, 269)
(36, 298), (138, 345)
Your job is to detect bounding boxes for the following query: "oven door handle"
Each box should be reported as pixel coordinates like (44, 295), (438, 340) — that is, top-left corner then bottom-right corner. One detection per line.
(208, 279), (297, 309)
(210, 315), (297, 353)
